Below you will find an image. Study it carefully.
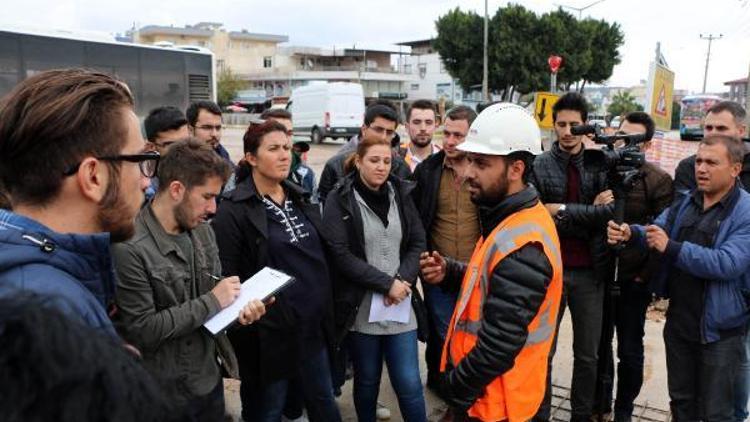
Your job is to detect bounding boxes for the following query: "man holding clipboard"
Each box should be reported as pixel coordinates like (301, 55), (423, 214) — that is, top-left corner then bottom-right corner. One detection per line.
(112, 139), (267, 422)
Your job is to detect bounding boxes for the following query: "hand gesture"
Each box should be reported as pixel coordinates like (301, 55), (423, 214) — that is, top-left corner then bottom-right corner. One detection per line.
(594, 189), (614, 206)
(607, 220), (631, 245)
(645, 225), (669, 253)
(211, 276), (241, 308)
(420, 251), (447, 284)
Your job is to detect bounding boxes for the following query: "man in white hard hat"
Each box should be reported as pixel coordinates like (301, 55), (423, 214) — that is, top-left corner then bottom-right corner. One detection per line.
(420, 103), (564, 422)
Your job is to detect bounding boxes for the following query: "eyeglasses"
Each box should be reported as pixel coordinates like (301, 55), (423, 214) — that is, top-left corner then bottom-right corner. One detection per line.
(63, 151), (161, 178)
(195, 124), (223, 132)
(367, 125), (396, 138)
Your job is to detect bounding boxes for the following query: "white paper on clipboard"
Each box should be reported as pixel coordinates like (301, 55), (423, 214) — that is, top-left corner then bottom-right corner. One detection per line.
(203, 267), (293, 335)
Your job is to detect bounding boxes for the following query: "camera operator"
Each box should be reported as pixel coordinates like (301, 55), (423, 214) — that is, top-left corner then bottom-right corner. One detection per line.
(593, 112), (673, 422)
(530, 92), (614, 422)
(608, 134), (750, 421)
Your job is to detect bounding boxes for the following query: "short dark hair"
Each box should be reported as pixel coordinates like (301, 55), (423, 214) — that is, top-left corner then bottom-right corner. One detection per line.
(261, 108), (292, 120)
(235, 120), (289, 184)
(144, 106), (188, 142)
(407, 99), (438, 122)
(446, 105), (478, 126)
(243, 120), (289, 156)
(701, 134), (747, 164)
(0, 293), (176, 422)
(0, 69), (134, 206)
(156, 138), (232, 193)
(502, 151), (533, 184)
(186, 101), (222, 126)
(707, 101), (747, 126)
(552, 92), (588, 123)
(364, 104), (399, 127)
(623, 111), (655, 141)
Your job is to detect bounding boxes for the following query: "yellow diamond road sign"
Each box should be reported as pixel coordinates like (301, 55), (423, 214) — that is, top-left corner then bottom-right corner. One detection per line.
(534, 92), (560, 129)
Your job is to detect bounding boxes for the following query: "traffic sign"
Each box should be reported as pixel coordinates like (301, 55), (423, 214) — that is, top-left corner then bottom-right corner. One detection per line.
(645, 62), (675, 131)
(534, 92), (560, 129)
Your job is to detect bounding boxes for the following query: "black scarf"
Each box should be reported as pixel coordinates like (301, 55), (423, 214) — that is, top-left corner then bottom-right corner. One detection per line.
(353, 172), (390, 227)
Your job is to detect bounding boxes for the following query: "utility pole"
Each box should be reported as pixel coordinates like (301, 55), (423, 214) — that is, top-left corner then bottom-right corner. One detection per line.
(700, 33), (722, 94)
(482, 0), (489, 102)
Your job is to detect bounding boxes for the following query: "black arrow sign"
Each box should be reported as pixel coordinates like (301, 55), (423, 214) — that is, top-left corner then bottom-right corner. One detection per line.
(537, 97), (547, 122)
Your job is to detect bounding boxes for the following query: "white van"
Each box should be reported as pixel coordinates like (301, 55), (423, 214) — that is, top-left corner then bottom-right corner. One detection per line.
(288, 82), (365, 144)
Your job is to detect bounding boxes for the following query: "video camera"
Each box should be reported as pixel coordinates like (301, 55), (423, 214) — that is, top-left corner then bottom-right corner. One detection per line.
(571, 124), (652, 298)
(570, 124), (649, 169)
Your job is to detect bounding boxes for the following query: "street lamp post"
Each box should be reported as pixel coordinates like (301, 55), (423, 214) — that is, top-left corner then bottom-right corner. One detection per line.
(554, 0), (608, 19)
(482, 0), (489, 102)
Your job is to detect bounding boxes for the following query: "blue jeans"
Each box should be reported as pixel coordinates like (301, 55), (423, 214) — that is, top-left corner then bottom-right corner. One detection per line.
(349, 330), (427, 422)
(240, 346), (341, 422)
(423, 284), (458, 378)
(734, 329), (750, 422)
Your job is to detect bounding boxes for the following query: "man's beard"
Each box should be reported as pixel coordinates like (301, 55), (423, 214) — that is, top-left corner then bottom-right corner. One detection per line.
(410, 134), (432, 148)
(173, 196), (197, 232)
(97, 165), (137, 243)
(469, 174), (510, 207)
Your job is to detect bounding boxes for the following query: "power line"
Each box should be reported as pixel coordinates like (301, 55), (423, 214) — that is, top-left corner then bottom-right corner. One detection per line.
(700, 33), (723, 93)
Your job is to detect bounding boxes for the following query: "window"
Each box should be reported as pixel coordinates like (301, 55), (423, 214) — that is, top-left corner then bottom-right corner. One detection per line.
(403, 64), (412, 74)
(410, 83), (419, 91)
(216, 59), (225, 72)
(197, 40), (206, 47)
(440, 61), (446, 73)
(418, 63), (427, 79)
(263, 56), (273, 68)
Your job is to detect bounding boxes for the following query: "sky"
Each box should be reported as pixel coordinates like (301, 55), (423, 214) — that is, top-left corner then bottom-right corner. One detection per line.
(2, 0), (750, 94)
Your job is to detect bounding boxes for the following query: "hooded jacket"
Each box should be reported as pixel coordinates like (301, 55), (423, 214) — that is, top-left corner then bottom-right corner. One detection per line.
(0, 209), (117, 336)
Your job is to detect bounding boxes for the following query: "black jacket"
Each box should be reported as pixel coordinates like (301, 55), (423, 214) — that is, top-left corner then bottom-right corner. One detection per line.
(530, 142), (613, 281)
(440, 186), (554, 410)
(211, 175), (335, 386)
(321, 173), (428, 344)
(673, 151), (750, 201)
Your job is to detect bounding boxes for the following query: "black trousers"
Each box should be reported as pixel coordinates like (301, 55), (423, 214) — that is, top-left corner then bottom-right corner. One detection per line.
(534, 268), (605, 422)
(664, 326), (743, 422)
(594, 280), (652, 419)
(184, 378), (225, 422)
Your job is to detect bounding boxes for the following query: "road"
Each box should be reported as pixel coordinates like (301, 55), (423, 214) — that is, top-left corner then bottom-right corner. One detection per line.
(217, 126), (675, 421)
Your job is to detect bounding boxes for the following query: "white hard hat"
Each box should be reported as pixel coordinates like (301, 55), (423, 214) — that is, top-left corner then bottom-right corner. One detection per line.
(458, 102), (543, 156)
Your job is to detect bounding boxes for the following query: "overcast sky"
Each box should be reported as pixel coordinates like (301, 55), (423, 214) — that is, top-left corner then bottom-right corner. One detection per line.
(3, 0), (749, 94)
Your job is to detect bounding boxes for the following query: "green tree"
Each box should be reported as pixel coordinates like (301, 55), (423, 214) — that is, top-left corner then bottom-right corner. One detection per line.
(217, 67), (245, 106)
(433, 5), (624, 98)
(607, 91), (644, 118)
(671, 100), (681, 129)
(434, 8), (484, 92)
(579, 19), (624, 91)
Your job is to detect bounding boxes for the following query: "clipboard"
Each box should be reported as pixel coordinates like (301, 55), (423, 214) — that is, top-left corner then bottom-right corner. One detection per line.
(203, 267), (295, 335)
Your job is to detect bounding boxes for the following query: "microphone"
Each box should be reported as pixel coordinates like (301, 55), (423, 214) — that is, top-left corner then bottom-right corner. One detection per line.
(570, 124), (598, 136)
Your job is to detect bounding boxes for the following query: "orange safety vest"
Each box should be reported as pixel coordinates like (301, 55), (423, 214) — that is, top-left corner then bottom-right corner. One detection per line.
(440, 200), (563, 422)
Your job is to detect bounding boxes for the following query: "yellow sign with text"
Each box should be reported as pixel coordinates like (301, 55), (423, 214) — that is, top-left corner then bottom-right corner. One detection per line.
(534, 92), (560, 129)
(648, 63), (675, 131)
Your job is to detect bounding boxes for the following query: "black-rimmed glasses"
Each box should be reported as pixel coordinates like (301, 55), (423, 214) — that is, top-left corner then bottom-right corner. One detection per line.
(63, 151), (160, 178)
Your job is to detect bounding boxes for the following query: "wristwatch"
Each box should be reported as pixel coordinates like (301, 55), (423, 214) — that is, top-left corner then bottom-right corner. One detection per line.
(555, 204), (567, 221)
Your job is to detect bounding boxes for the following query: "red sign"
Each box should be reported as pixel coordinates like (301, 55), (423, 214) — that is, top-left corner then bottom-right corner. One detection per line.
(548, 55), (563, 73)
